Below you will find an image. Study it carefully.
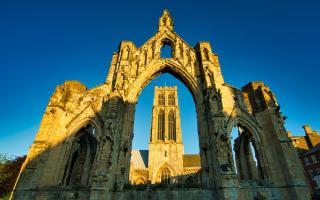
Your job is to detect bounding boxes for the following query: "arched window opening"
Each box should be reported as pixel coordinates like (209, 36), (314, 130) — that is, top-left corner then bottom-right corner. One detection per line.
(63, 124), (97, 186)
(160, 168), (171, 184)
(158, 93), (165, 105)
(168, 93), (175, 105)
(160, 40), (173, 58)
(168, 110), (176, 141)
(231, 124), (264, 181)
(158, 110), (165, 140)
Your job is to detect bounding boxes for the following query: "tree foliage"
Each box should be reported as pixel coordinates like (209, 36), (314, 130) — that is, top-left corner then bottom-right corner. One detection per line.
(0, 154), (26, 197)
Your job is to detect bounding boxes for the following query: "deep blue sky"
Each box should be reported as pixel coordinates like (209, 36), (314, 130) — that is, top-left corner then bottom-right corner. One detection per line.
(0, 0), (319, 156)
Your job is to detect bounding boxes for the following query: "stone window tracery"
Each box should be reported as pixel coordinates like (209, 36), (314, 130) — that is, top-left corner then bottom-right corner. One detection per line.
(158, 93), (165, 105)
(168, 110), (176, 141)
(168, 93), (175, 105)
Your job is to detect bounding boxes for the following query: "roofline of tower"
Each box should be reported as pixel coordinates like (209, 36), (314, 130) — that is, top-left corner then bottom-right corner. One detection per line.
(154, 86), (177, 91)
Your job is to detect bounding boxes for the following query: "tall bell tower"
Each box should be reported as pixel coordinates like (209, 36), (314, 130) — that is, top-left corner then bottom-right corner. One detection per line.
(148, 86), (184, 183)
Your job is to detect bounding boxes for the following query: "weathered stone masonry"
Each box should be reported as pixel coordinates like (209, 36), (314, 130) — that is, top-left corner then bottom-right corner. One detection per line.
(11, 10), (310, 200)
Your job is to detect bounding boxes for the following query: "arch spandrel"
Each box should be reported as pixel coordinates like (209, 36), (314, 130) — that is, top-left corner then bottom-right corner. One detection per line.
(120, 32), (198, 79)
(113, 11), (199, 88)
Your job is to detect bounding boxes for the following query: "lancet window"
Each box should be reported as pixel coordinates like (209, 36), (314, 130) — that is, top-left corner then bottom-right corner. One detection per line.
(168, 110), (176, 141)
(158, 110), (165, 140)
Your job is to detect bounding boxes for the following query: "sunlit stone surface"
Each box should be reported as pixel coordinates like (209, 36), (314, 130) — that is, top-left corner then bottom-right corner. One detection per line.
(11, 9), (310, 200)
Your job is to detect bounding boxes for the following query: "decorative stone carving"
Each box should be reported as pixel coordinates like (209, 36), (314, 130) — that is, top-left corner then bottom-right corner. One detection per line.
(208, 88), (223, 118)
(179, 43), (184, 58)
(12, 9), (310, 200)
(50, 86), (67, 106)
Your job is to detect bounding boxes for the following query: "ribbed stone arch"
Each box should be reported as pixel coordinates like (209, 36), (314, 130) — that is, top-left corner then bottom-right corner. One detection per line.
(126, 60), (202, 104)
(66, 116), (103, 140)
(123, 58), (211, 185)
(154, 162), (176, 183)
(62, 121), (99, 186)
(226, 114), (271, 181)
(56, 116), (105, 186)
(11, 9), (310, 200)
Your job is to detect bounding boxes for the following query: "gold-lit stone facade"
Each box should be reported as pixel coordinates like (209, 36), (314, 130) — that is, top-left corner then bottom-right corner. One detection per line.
(289, 125), (320, 155)
(129, 86), (201, 185)
(11, 10), (310, 200)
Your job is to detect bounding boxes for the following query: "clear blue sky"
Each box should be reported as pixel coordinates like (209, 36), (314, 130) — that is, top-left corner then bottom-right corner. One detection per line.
(0, 0), (319, 156)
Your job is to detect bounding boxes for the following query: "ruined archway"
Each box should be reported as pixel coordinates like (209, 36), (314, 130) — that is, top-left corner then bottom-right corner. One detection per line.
(227, 114), (272, 182)
(11, 9), (310, 200)
(119, 62), (211, 187)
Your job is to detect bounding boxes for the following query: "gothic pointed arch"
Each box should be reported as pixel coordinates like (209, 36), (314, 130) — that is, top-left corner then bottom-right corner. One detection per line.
(127, 60), (203, 104)
(11, 9), (310, 200)
(62, 123), (98, 186)
(155, 162), (176, 184)
(160, 167), (171, 183)
(227, 114), (270, 182)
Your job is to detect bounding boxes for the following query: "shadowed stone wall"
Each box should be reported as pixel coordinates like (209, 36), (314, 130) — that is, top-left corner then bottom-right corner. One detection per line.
(11, 9), (310, 200)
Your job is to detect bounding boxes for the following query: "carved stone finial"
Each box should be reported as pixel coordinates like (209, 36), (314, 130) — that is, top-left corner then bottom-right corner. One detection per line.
(158, 9), (174, 31)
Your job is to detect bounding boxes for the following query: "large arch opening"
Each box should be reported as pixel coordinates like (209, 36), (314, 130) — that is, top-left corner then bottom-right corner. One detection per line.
(129, 72), (201, 187)
(62, 124), (97, 186)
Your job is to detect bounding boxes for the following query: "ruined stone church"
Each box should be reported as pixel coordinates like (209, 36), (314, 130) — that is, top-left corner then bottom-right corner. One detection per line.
(11, 10), (310, 200)
(129, 86), (201, 185)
